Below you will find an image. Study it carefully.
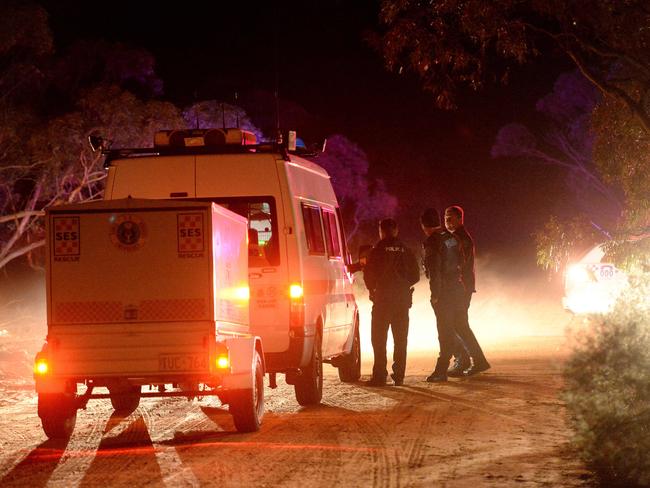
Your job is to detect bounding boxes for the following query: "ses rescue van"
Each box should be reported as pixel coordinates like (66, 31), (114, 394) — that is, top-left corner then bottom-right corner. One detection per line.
(35, 198), (265, 438)
(99, 128), (361, 406)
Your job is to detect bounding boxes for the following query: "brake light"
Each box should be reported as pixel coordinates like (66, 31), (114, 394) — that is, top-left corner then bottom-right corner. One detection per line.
(289, 284), (303, 299)
(214, 343), (230, 371)
(289, 283), (305, 329)
(34, 358), (49, 375)
(234, 285), (250, 301)
(216, 355), (230, 369)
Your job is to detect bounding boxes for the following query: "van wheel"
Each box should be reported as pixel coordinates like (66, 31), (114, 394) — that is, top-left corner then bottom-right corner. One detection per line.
(295, 331), (323, 405)
(38, 393), (77, 439)
(338, 323), (361, 382)
(109, 385), (141, 413)
(230, 350), (265, 432)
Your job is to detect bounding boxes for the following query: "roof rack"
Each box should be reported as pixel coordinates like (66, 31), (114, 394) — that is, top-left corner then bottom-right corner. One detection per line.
(90, 128), (323, 168)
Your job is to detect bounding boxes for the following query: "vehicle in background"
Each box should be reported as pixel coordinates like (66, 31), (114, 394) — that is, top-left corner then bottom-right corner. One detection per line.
(98, 128), (361, 406)
(563, 243), (628, 314)
(35, 199), (264, 439)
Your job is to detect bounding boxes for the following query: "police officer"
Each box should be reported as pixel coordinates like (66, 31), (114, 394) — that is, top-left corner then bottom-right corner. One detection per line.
(363, 218), (420, 386)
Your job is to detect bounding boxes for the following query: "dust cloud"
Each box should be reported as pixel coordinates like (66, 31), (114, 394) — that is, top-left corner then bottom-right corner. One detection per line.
(355, 255), (573, 360)
(0, 255), (573, 381)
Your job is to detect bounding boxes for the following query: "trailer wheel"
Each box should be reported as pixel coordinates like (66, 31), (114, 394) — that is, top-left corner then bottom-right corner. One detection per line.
(337, 321), (361, 382)
(38, 393), (77, 439)
(294, 330), (323, 405)
(109, 385), (141, 413)
(230, 350), (265, 433)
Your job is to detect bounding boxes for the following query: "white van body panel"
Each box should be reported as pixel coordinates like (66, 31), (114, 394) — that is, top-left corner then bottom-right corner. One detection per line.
(104, 151), (357, 372)
(42, 198), (254, 381)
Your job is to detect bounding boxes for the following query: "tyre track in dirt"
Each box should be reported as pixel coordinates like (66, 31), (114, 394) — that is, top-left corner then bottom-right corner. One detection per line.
(0, 354), (591, 487)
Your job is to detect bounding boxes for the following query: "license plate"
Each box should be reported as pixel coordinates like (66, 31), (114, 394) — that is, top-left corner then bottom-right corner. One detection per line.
(595, 264), (616, 281)
(159, 354), (207, 371)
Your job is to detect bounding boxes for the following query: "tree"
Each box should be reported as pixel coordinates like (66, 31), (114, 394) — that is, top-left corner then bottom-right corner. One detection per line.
(0, 4), (184, 270)
(182, 100), (264, 141)
(0, 85), (183, 270)
(376, 1), (650, 270)
(492, 71), (622, 231)
(375, 0), (650, 134)
(312, 135), (398, 245)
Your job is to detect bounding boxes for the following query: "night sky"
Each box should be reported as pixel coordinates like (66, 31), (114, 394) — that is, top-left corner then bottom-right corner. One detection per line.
(40, 1), (575, 262)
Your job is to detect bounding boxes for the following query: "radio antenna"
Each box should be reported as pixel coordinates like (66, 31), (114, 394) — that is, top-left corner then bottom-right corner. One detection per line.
(193, 89), (199, 129)
(273, 4), (281, 139)
(235, 92), (240, 128)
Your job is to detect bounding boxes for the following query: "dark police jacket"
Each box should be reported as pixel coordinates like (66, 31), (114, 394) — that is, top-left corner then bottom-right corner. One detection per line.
(422, 229), (467, 301)
(363, 237), (420, 307)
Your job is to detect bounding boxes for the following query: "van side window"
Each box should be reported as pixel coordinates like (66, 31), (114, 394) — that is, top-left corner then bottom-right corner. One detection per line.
(322, 210), (342, 258)
(301, 204), (325, 255)
(203, 196), (279, 267)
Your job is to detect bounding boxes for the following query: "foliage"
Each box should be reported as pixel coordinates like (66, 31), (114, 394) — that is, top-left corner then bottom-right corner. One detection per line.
(375, 0), (650, 135)
(0, 3), (185, 270)
(590, 72), (650, 271)
(532, 215), (599, 274)
(563, 277), (650, 487)
(376, 1), (650, 272)
(182, 100), (264, 141)
(0, 85), (183, 269)
(312, 135), (398, 245)
(492, 71), (622, 230)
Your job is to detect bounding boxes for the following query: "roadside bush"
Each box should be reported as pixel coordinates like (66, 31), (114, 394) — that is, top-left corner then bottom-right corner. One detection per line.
(563, 276), (650, 487)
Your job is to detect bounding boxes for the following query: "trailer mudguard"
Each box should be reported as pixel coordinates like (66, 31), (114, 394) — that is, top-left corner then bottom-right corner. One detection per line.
(220, 336), (264, 390)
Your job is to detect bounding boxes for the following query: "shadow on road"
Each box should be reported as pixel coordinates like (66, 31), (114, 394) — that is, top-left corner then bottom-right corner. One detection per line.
(0, 437), (69, 487)
(78, 414), (163, 487)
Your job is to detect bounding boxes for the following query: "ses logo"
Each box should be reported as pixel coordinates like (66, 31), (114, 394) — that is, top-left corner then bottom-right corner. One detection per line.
(178, 212), (204, 258)
(110, 214), (147, 251)
(53, 217), (80, 261)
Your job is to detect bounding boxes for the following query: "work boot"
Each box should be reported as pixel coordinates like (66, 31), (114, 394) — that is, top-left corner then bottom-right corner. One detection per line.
(425, 372), (447, 383)
(463, 360), (491, 376)
(447, 357), (471, 378)
(426, 358), (449, 383)
(363, 376), (387, 387)
(390, 373), (403, 386)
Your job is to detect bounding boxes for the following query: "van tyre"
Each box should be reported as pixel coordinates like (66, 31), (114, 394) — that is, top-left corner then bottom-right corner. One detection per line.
(338, 322), (361, 382)
(38, 393), (77, 439)
(295, 330), (323, 405)
(230, 349), (265, 432)
(109, 385), (141, 413)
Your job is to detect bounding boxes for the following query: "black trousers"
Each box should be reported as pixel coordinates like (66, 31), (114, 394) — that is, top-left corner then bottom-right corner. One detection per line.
(432, 291), (487, 372)
(370, 301), (410, 381)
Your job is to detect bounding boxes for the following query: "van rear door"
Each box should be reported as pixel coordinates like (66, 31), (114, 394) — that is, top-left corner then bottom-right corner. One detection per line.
(195, 154), (291, 354)
(107, 156), (196, 199)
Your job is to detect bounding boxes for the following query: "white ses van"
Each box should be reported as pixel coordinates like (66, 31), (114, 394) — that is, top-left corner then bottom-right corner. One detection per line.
(100, 128), (361, 405)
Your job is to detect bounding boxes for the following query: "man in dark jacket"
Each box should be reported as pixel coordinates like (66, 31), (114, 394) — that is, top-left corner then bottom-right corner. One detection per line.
(363, 218), (420, 386)
(420, 207), (490, 383)
(444, 205), (489, 377)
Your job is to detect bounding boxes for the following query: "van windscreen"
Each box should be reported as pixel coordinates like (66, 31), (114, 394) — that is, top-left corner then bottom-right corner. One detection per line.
(196, 196), (279, 267)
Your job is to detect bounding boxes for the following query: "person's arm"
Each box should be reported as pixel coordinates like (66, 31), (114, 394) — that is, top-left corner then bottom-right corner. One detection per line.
(458, 231), (476, 293)
(423, 237), (442, 302)
(362, 247), (381, 291)
(404, 247), (420, 287)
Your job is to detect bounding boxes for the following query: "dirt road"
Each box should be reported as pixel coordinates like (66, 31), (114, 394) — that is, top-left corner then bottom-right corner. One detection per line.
(0, 342), (592, 487)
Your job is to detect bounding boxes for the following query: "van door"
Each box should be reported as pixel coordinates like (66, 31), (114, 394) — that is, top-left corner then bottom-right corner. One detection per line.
(195, 155), (291, 354)
(322, 208), (353, 353)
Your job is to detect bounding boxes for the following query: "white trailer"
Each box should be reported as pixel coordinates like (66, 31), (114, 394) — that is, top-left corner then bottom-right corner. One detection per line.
(34, 198), (264, 438)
